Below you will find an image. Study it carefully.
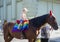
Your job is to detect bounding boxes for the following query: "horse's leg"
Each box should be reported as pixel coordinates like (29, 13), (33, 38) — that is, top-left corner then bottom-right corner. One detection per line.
(4, 34), (13, 42)
(29, 39), (33, 42)
(8, 36), (13, 42)
(29, 39), (35, 42)
(4, 34), (10, 42)
(4, 31), (9, 42)
(4, 37), (13, 42)
(4, 31), (13, 42)
(33, 39), (36, 42)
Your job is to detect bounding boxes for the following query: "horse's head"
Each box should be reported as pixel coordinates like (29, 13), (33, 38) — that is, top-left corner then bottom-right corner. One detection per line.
(46, 11), (58, 30)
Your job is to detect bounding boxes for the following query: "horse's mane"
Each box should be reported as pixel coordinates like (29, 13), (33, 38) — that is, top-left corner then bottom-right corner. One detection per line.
(29, 14), (49, 28)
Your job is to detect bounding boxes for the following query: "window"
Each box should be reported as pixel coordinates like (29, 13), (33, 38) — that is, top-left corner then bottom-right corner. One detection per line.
(6, 0), (12, 5)
(0, 0), (3, 20)
(16, 0), (23, 2)
(37, 1), (47, 16)
(37, 0), (47, 2)
(0, 8), (1, 20)
(0, 0), (3, 7)
(0, 7), (4, 21)
(16, 0), (23, 19)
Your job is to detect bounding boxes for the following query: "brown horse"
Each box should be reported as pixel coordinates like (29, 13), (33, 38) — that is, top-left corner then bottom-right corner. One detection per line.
(3, 14), (58, 42)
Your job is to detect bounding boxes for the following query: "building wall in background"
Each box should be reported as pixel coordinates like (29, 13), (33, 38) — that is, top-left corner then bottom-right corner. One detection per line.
(0, 0), (60, 25)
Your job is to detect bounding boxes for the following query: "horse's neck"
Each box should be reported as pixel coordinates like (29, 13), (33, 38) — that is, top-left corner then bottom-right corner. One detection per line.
(29, 14), (49, 34)
(29, 15), (48, 28)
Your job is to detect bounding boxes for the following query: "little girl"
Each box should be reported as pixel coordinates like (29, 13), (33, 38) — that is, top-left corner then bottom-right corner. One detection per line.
(20, 8), (29, 31)
(22, 8), (28, 20)
(13, 8), (29, 32)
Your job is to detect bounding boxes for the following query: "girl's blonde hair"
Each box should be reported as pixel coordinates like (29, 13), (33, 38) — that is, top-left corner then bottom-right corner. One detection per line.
(23, 8), (28, 12)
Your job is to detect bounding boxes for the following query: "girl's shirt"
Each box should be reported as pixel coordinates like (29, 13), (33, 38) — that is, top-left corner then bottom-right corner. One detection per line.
(22, 13), (28, 20)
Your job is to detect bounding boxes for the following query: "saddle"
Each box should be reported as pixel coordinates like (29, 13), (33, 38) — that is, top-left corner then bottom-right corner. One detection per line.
(12, 20), (29, 32)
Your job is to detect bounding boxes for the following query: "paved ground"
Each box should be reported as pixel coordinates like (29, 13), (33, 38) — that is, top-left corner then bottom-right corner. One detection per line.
(49, 29), (60, 42)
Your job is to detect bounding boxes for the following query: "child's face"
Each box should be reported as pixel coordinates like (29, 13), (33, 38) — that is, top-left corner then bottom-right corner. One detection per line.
(23, 10), (27, 14)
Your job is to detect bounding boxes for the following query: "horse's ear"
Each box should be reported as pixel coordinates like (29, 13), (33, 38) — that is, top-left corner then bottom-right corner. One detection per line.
(49, 10), (52, 16)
